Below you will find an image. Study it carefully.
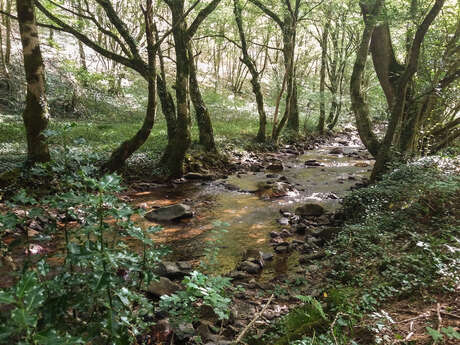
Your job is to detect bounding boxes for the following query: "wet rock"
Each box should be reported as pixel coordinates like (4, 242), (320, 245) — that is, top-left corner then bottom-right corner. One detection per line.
(155, 261), (187, 279)
(337, 140), (349, 146)
(249, 164), (264, 172)
(278, 217), (290, 226)
(305, 159), (321, 167)
(145, 204), (193, 222)
(325, 192), (339, 200)
(266, 163), (284, 171)
(177, 261), (193, 271)
(262, 252), (273, 261)
(295, 203), (325, 217)
(295, 223), (307, 234)
(280, 229), (292, 238)
(278, 176), (289, 182)
(270, 231), (280, 238)
(266, 173), (281, 179)
(147, 277), (181, 297)
(239, 261), (262, 274)
(184, 172), (213, 180)
(329, 147), (344, 154)
(274, 243), (290, 254)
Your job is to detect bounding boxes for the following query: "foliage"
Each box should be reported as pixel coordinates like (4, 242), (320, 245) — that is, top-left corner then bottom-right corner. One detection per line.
(158, 271), (232, 326)
(0, 160), (165, 344)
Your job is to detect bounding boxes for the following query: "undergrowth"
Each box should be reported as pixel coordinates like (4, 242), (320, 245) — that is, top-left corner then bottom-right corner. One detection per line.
(256, 157), (459, 345)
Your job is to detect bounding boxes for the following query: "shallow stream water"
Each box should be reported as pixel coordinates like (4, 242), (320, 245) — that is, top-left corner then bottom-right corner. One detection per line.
(130, 143), (373, 276)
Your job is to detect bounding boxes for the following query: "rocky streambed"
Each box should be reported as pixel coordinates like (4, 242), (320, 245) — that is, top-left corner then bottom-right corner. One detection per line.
(122, 134), (375, 344)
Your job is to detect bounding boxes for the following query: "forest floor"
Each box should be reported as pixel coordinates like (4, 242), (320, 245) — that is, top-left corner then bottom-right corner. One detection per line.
(1, 124), (458, 345)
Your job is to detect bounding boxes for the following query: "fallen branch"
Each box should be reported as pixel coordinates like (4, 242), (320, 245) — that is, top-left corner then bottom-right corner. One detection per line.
(433, 303), (442, 345)
(232, 294), (274, 344)
(395, 312), (431, 324)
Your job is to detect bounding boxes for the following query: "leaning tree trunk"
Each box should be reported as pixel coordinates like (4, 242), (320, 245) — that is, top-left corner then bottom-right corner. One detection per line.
(102, 1), (157, 173)
(188, 45), (217, 152)
(17, 0), (50, 164)
(233, 0), (266, 142)
(156, 39), (177, 166)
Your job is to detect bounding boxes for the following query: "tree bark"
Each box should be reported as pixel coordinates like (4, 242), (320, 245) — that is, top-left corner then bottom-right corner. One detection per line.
(317, 17), (330, 134)
(233, 0), (266, 142)
(350, 0), (383, 158)
(188, 44), (217, 152)
(102, 0), (157, 173)
(165, 0), (191, 178)
(4, 0), (11, 64)
(370, 0), (446, 181)
(17, 0), (50, 164)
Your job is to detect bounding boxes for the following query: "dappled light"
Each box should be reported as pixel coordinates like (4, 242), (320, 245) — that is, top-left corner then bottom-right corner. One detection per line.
(0, 0), (458, 344)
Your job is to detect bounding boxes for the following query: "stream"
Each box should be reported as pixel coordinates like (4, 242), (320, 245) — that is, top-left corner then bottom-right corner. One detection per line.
(129, 138), (374, 278)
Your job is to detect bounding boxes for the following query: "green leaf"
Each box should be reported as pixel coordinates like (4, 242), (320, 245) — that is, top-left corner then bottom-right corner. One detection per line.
(441, 327), (460, 340)
(426, 327), (443, 341)
(0, 291), (15, 305)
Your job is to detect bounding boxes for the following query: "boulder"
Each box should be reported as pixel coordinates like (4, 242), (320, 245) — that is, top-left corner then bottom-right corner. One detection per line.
(305, 160), (321, 167)
(239, 261), (262, 274)
(266, 163), (284, 171)
(262, 252), (274, 261)
(155, 261), (188, 279)
(147, 277), (181, 297)
(274, 243), (290, 254)
(329, 147), (344, 154)
(145, 204), (193, 222)
(295, 203), (326, 217)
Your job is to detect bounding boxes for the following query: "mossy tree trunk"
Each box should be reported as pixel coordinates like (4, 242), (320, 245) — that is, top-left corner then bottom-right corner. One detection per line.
(317, 17), (330, 134)
(17, 0), (50, 164)
(351, 0), (446, 182)
(188, 44), (217, 152)
(164, 0), (191, 178)
(102, 0), (157, 173)
(163, 0), (221, 178)
(233, 0), (266, 142)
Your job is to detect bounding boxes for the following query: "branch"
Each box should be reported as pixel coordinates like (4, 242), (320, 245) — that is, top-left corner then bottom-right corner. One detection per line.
(35, 0), (147, 76)
(232, 294), (274, 344)
(248, 0), (283, 28)
(401, 0), (446, 86)
(187, 0), (222, 38)
(94, 0), (141, 60)
(0, 9), (63, 31)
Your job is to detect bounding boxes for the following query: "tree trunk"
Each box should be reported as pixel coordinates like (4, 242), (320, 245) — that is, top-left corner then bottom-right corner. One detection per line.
(102, 0), (157, 173)
(350, 0), (383, 158)
(233, 0), (266, 142)
(5, 0), (11, 64)
(317, 18), (330, 134)
(157, 60), (177, 166)
(188, 45), (217, 152)
(370, 0), (446, 181)
(284, 15), (299, 134)
(77, 0), (87, 70)
(17, 0), (50, 164)
(166, 0), (191, 178)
